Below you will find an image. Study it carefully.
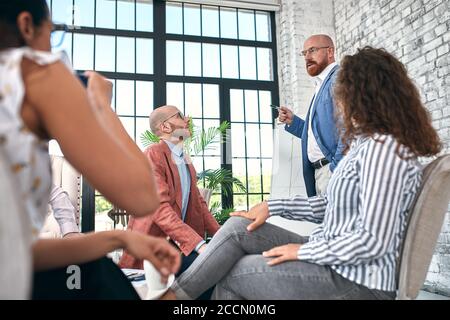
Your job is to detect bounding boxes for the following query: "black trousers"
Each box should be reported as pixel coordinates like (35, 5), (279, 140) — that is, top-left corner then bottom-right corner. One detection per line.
(32, 257), (140, 300)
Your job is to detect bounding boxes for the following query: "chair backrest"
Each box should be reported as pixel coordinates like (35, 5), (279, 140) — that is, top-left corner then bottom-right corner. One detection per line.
(0, 149), (32, 299)
(397, 155), (450, 300)
(50, 155), (81, 225)
(107, 205), (131, 229)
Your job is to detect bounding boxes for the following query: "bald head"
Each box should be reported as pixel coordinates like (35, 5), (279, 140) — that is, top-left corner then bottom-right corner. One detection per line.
(149, 105), (179, 136)
(303, 34), (335, 76)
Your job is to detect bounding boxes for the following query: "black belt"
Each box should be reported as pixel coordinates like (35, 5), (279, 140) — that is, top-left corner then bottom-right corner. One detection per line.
(312, 158), (330, 170)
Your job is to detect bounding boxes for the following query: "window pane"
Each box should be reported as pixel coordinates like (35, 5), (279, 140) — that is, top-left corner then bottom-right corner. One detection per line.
(96, 0), (115, 29)
(232, 159), (247, 193)
(73, 34), (93, 70)
(136, 81), (153, 117)
(202, 44), (220, 78)
(231, 123), (245, 158)
(260, 125), (273, 158)
(184, 4), (201, 36)
(203, 120), (221, 156)
(230, 89), (244, 122)
(202, 6), (219, 38)
(95, 35), (115, 72)
(249, 194), (262, 209)
(192, 156), (204, 174)
(52, 0), (72, 25)
(119, 117), (135, 141)
(262, 159), (272, 193)
(117, 0), (135, 31)
(203, 84), (220, 119)
(234, 195), (247, 211)
(136, 117), (150, 150)
(185, 83), (202, 118)
(116, 80), (135, 116)
(244, 90), (259, 123)
(166, 2), (183, 34)
(220, 8), (237, 39)
(184, 42), (201, 77)
(166, 82), (184, 111)
(136, 38), (153, 74)
(166, 41), (183, 76)
(256, 11), (271, 42)
(239, 46), (256, 80)
(246, 124), (261, 158)
(221, 45), (238, 79)
(259, 91), (273, 123)
(117, 37), (135, 73)
(257, 48), (273, 81)
(204, 156), (221, 171)
(54, 33), (72, 67)
(137, 0), (153, 32)
(238, 9), (255, 41)
(74, 0), (94, 27)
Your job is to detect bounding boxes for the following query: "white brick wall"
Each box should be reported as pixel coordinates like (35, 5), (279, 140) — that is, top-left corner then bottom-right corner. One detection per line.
(273, 0), (450, 295)
(334, 0), (450, 296)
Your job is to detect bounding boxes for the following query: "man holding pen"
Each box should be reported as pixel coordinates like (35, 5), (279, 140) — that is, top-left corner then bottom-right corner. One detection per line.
(278, 34), (345, 197)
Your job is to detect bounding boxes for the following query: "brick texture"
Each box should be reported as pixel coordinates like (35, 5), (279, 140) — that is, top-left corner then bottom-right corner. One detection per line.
(274, 0), (450, 296)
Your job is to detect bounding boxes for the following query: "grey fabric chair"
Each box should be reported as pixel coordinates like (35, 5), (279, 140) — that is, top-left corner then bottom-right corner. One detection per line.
(397, 155), (450, 300)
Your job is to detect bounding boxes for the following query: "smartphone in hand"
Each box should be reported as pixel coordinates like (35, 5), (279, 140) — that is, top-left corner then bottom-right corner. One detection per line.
(76, 71), (88, 87)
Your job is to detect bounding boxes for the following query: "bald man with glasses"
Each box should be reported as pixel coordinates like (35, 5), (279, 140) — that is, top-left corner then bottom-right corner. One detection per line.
(119, 105), (220, 300)
(278, 34), (345, 197)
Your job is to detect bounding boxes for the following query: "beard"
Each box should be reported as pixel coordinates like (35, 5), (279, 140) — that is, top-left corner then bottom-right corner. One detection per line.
(168, 124), (191, 141)
(306, 58), (329, 77)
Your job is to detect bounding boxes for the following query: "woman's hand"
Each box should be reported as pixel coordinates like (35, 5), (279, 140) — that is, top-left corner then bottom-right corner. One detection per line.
(263, 244), (301, 266)
(230, 201), (270, 232)
(122, 231), (181, 283)
(84, 71), (113, 111)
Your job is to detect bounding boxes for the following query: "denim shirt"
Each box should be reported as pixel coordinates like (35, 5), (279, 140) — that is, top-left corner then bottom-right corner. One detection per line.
(164, 140), (191, 221)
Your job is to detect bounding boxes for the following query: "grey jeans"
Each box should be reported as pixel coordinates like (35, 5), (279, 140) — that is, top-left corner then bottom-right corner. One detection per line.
(171, 217), (396, 300)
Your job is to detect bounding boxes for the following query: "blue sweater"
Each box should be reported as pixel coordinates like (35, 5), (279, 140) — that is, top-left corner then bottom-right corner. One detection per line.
(285, 65), (345, 197)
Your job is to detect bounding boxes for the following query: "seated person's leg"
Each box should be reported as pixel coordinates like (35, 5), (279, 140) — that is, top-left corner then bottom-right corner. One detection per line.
(178, 252), (214, 300)
(171, 217), (308, 300)
(32, 257), (140, 300)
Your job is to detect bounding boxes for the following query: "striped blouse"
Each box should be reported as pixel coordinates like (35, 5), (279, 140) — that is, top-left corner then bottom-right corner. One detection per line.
(268, 134), (423, 292)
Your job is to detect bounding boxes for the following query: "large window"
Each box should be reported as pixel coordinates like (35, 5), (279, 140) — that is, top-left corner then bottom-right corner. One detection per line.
(48, 0), (279, 231)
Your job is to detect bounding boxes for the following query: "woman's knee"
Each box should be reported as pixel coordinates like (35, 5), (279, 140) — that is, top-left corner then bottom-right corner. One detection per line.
(222, 216), (251, 233)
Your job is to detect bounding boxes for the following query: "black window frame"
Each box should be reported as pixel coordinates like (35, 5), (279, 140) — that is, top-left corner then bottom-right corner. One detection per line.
(47, 0), (279, 232)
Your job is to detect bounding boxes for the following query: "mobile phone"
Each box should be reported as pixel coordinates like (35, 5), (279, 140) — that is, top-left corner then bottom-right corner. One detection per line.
(76, 72), (88, 87)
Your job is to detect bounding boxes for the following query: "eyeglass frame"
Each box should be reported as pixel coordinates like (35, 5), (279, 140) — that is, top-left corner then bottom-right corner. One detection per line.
(160, 111), (185, 126)
(300, 46), (332, 57)
(51, 23), (76, 48)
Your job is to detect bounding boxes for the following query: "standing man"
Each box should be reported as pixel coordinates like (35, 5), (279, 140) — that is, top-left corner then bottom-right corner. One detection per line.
(279, 34), (345, 197)
(119, 105), (220, 298)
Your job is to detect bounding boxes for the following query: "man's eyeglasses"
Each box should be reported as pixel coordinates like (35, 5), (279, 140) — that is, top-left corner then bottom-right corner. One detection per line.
(161, 111), (185, 125)
(300, 46), (331, 57)
(51, 23), (74, 48)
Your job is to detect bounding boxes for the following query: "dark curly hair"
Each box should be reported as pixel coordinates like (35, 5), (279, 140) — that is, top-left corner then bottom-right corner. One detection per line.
(0, 0), (49, 50)
(334, 46), (441, 158)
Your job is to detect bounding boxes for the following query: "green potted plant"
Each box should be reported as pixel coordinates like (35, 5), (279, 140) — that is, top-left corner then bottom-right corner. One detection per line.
(140, 119), (246, 224)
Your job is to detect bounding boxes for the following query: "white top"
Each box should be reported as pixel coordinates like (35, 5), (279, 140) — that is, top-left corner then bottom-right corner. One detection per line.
(307, 62), (338, 164)
(48, 184), (79, 236)
(0, 47), (60, 240)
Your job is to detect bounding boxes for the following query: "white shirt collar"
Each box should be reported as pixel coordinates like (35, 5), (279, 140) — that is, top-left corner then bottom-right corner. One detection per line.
(313, 62), (338, 88)
(163, 139), (184, 157)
